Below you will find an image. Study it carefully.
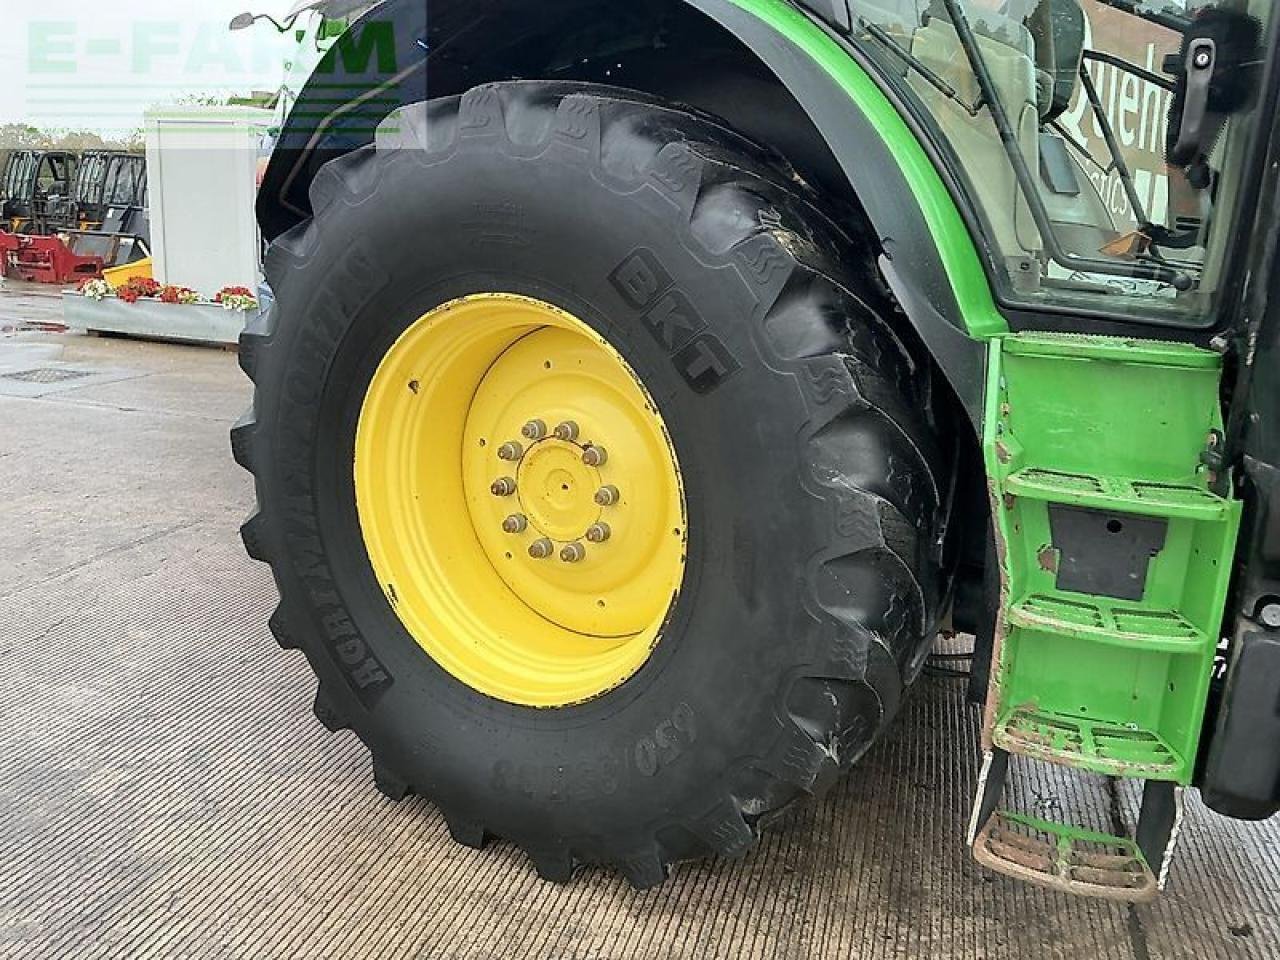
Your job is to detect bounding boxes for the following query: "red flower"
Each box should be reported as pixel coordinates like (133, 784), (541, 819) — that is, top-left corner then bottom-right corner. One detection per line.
(124, 277), (160, 298)
(155, 285), (199, 305)
(117, 287), (140, 304)
(214, 285), (255, 303)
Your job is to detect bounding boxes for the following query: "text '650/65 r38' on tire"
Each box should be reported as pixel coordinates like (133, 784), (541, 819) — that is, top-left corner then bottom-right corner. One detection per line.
(233, 81), (951, 888)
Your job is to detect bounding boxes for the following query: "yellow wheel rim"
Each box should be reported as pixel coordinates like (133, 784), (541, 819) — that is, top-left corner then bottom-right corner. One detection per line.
(355, 293), (687, 707)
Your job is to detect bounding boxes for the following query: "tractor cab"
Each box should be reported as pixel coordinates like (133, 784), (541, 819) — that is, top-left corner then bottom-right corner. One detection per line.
(843, 0), (1269, 322)
(828, 0), (1276, 898)
(72, 151), (148, 235)
(0, 150), (78, 234)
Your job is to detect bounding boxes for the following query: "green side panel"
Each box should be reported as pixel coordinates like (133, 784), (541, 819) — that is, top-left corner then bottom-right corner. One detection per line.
(725, 0), (1008, 338)
(984, 333), (1242, 784)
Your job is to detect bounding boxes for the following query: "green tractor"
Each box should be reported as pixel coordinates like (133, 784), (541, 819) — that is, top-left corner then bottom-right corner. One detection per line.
(235, 0), (1279, 901)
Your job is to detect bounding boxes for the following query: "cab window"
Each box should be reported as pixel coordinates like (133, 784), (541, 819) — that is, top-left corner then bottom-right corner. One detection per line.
(849, 0), (1275, 325)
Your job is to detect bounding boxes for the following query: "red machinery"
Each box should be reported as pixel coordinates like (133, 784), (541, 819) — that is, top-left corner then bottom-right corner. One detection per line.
(0, 232), (106, 285)
(0, 150), (148, 285)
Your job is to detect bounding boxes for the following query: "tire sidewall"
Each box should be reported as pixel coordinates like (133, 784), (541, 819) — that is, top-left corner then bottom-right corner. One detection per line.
(261, 121), (844, 844)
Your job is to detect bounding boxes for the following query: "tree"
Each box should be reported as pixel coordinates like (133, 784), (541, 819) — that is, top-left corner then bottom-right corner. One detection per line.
(0, 124), (144, 153)
(0, 124), (52, 150)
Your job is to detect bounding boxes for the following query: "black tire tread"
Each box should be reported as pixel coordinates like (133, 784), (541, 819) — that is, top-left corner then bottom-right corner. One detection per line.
(235, 81), (950, 888)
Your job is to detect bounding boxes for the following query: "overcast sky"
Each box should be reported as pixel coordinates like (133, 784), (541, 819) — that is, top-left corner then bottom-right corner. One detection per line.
(1, 1), (302, 139)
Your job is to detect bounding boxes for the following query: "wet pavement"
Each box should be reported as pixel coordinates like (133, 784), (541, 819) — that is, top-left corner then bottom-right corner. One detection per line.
(0, 312), (1275, 959)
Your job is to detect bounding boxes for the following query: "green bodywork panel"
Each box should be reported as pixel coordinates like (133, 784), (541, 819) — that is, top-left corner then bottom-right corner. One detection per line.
(719, 2), (1243, 789)
(984, 334), (1242, 784)
(712, 1), (1248, 891)
(725, 0), (1009, 338)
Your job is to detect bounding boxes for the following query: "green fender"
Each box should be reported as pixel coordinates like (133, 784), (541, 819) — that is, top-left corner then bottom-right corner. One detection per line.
(258, 0), (1007, 416)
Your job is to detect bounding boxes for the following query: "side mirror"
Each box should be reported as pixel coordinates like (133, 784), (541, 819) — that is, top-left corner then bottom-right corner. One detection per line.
(230, 11), (299, 33)
(1164, 8), (1262, 177)
(1028, 0), (1087, 122)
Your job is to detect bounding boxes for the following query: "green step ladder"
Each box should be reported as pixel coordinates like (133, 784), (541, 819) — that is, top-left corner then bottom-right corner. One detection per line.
(969, 332), (1242, 901)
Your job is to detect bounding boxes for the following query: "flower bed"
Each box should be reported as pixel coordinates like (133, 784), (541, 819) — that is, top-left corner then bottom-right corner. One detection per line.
(65, 279), (259, 346)
(77, 277), (259, 312)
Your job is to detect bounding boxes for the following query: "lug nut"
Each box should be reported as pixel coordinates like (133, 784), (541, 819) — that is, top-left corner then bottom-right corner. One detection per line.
(585, 522), (611, 544)
(594, 485), (620, 507)
(582, 445), (608, 467)
(553, 420), (580, 442)
(490, 477), (517, 497)
(521, 419), (547, 441)
(1260, 602), (1280, 629)
(528, 538), (554, 559)
(502, 514), (528, 534)
(560, 542), (587, 563)
(497, 441), (524, 462)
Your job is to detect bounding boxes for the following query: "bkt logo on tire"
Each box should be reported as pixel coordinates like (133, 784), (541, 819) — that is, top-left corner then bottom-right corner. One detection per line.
(609, 248), (741, 395)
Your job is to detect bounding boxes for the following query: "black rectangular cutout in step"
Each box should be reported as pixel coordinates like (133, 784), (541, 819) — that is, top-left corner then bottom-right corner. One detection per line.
(1048, 504), (1168, 602)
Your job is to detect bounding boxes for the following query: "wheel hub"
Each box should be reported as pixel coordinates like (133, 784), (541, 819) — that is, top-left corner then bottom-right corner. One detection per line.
(516, 440), (599, 540)
(462, 324), (680, 638)
(354, 293), (686, 706)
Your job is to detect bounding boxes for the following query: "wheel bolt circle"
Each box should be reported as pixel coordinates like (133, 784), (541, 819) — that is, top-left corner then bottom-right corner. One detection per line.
(521, 419), (547, 441)
(490, 477), (517, 497)
(497, 441), (524, 462)
(594, 485), (620, 506)
(502, 514), (528, 534)
(582, 445), (608, 467)
(553, 420), (580, 442)
(528, 538), (553, 559)
(560, 542), (586, 563)
(585, 522), (611, 544)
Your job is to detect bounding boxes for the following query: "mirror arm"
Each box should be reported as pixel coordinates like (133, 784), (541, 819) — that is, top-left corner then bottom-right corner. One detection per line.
(1082, 49), (1176, 93)
(230, 12), (302, 33)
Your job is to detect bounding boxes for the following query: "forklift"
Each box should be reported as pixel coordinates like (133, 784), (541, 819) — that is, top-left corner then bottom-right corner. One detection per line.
(0, 150), (77, 235)
(62, 151), (151, 275)
(0, 149), (149, 285)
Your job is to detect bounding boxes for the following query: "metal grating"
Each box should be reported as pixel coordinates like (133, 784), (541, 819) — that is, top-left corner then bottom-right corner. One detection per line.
(1022, 468), (1106, 494)
(1131, 482), (1221, 506)
(1020, 594), (1108, 629)
(0, 366), (93, 384)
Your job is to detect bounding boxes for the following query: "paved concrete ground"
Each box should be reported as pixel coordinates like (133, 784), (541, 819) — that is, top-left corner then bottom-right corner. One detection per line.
(0, 298), (1276, 958)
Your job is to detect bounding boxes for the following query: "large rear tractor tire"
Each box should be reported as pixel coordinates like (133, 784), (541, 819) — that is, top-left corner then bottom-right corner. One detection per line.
(233, 81), (952, 888)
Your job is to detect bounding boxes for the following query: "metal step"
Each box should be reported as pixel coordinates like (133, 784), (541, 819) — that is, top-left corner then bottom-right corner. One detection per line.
(1008, 594), (1208, 654)
(974, 333), (1239, 897)
(968, 750), (1185, 904)
(992, 707), (1183, 780)
(1005, 467), (1231, 521)
(972, 811), (1157, 902)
